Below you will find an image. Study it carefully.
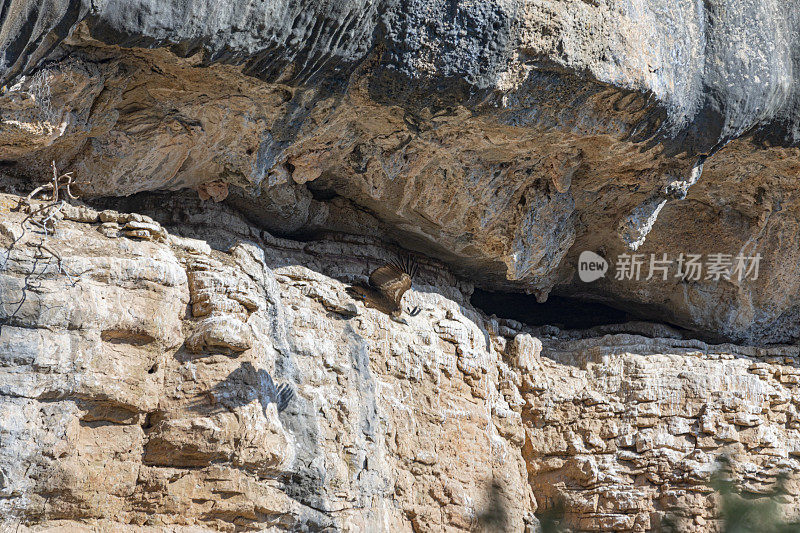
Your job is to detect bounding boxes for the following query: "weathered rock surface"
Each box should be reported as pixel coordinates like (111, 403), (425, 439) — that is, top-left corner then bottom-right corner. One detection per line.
(1, 192), (800, 531)
(0, 192), (534, 531)
(4, 2), (800, 530)
(2, 1), (800, 342)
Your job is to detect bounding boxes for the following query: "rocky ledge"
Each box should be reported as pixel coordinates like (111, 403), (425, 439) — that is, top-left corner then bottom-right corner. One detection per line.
(2, 0), (800, 343)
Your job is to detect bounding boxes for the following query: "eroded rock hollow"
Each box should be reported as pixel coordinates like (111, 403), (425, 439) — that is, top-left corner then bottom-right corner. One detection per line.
(2, 1), (800, 531)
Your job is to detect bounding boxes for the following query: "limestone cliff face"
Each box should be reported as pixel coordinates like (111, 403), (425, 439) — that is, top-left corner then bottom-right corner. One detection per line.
(0, 193), (533, 531)
(2, 192), (800, 532)
(3, 1), (800, 531)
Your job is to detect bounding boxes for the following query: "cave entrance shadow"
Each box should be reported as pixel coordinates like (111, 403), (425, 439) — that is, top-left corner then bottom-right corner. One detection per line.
(471, 288), (634, 330)
(469, 288), (800, 369)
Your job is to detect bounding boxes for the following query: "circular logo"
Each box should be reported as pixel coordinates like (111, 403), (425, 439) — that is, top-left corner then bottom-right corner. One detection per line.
(578, 251), (608, 283)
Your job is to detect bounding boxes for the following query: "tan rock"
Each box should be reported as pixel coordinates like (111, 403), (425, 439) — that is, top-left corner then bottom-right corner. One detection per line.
(0, 193), (531, 531)
(2, 193), (800, 532)
(509, 333), (543, 374)
(185, 315), (254, 354)
(197, 180), (230, 202)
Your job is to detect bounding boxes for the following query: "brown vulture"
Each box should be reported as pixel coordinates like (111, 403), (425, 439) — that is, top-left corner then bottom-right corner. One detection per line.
(347, 256), (421, 323)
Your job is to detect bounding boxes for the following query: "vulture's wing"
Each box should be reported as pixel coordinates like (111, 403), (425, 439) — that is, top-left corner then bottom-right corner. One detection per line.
(369, 263), (412, 308)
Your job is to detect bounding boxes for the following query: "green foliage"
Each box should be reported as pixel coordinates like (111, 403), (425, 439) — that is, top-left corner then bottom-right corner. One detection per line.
(533, 458), (800, 533)
(711, 458), (800, 533)
(662, 456), (800, 533)
(537, 500), (568, 533)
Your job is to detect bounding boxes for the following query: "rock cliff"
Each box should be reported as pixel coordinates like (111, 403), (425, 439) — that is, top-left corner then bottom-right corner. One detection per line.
(3, 0), (800, 342)
(1, 192), (799, 531)
(2, 1), (800, 531)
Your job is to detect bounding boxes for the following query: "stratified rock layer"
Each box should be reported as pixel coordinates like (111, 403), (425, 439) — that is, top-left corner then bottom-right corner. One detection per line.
(0, 192), (533, 531)
(4, 2), (800, 530)
(1, 1), (800, 342)
(1, 192), (799, 532)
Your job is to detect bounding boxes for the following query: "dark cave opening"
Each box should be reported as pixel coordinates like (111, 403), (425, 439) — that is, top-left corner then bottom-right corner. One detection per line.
(471, 288), (635, 330)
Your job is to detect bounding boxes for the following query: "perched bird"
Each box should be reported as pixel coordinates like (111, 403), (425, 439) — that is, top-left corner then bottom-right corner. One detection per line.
(347, 255), (421, 324)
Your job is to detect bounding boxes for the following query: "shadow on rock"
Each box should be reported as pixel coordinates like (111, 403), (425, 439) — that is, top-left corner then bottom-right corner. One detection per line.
(476, 480), (509, 532)
(189, 361), (294, 416)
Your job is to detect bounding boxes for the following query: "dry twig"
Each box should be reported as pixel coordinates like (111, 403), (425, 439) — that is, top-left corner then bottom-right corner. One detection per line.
(1, 162), (87, 333)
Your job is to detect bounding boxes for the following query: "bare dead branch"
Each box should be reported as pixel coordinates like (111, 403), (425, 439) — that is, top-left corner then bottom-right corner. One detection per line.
(1, 163), (86, 334)
(51, 160), (59, 203)
(26, 162), (80, 203)
(25, 183), (53, 202)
